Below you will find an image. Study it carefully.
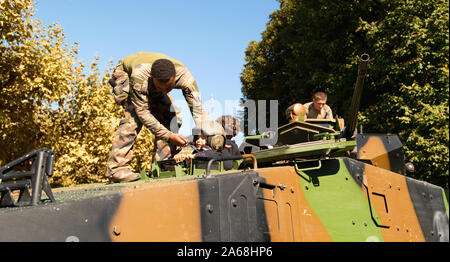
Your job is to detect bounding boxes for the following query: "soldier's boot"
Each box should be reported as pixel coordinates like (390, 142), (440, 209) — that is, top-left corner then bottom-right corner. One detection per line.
(108, 169), (141, 183)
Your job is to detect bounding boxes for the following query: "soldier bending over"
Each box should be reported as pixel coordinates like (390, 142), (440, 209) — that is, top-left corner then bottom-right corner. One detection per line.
(106, 52), (209, 183)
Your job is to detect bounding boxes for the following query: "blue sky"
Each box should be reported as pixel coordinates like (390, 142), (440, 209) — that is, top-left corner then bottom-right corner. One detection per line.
(34, 0), (280, 140)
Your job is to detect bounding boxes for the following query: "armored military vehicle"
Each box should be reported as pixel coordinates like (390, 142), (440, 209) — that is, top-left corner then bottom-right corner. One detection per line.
(0, 55), (448, 242)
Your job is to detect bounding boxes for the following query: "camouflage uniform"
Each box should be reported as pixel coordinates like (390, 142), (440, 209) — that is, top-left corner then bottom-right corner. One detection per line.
(106, 52), (209, 178)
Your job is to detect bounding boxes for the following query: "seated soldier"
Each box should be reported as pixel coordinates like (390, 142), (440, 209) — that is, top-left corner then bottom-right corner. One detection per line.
(303, 90), (333, 119)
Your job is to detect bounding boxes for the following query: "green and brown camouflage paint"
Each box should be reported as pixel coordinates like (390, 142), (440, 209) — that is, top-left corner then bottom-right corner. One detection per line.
(0, 156), (447, 242)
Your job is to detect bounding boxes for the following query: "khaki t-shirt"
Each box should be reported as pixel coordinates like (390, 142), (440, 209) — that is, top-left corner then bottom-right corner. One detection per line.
(304, 102), (333, 119)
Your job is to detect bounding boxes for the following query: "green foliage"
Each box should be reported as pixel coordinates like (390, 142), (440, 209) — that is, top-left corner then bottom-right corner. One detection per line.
(359, 0), (449, 188)
(241, 0), (449, 188)
(241, 0), (383, 117)
(1, 0), (154, 187)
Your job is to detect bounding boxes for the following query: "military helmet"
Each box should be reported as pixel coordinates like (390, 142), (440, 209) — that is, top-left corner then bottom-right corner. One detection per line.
(285, 103), (307, 122)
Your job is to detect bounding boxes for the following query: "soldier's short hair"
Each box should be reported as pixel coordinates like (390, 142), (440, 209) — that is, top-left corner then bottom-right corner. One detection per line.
(151, 59), (176, 83)
(313, 91), (327, 101)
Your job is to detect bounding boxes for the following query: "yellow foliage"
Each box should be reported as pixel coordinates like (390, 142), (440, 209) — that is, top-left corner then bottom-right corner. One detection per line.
(0, 0), (155, 187)
(131, 127), (155, 173)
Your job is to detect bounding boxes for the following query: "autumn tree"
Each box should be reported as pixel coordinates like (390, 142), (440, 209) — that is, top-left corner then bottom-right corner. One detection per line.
(1, 0), (76, 163)
(241, 0), (448, 188)
(1, 0), (155, 187)
(40, 58), (155, 187)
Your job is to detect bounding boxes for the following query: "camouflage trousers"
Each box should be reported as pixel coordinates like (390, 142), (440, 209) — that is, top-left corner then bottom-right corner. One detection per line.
(106, 95), (181, 177)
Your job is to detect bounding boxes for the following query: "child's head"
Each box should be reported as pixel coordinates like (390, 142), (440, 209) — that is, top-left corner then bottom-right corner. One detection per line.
(192, 120), (226, 150)
(195, 132), (207, 150)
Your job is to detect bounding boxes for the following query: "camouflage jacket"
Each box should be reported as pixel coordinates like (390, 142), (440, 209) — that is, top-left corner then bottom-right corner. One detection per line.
(120, 52), (209, 141)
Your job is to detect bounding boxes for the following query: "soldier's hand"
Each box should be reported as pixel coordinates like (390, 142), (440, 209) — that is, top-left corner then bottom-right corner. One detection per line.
(174, 153), (195, 163)
(174, 154), (183, 163)
(169, 133), (188, 146)
(183, 154), (195, 160)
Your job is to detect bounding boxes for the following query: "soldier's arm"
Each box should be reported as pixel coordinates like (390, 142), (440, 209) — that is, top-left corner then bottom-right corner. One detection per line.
(129, 65), (173, 141)
(176, 67), (209, 125)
